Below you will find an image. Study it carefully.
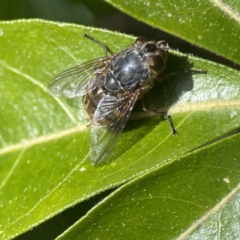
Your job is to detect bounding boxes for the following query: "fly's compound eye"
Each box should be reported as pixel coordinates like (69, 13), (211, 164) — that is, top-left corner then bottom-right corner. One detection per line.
(144, 44), (156, 53)
(135, 37), (149, 48)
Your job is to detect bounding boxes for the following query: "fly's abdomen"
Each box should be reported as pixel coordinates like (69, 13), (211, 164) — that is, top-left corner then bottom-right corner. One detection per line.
(83, 85), (104, 120)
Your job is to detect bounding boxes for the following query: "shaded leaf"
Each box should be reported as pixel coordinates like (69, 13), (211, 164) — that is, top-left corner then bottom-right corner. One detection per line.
(106, 0), (240, 64)
(57, 133), (240, 239)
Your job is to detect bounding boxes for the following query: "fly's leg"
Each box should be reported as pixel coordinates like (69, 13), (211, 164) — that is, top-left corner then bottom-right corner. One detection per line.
(147, 69), (206, 133)
(157, 69), (207, 81)
(83, 33), (113, 56)
(142, 99), (177, 135)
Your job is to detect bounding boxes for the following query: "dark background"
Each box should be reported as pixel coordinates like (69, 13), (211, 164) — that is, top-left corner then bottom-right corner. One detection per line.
(1, 0), (238, 239)
(1, 0), (239, 69)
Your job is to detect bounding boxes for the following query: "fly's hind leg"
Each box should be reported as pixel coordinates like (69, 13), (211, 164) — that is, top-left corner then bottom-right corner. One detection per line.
(83, 33), (113, 56)
(141, 98), (177, 135)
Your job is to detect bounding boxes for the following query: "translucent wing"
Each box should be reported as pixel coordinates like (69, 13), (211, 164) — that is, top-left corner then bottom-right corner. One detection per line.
(48, 57), (111, 98)
(89, 92), (139, 165)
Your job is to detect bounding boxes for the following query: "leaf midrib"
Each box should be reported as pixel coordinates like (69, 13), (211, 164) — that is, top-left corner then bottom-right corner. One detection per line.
(1, 97), (239, 156)
(0, 125), (87, 156)
(170, 100), (240, 114)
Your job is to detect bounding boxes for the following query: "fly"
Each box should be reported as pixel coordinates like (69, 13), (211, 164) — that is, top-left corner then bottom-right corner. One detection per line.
(48, 34), (206, 165)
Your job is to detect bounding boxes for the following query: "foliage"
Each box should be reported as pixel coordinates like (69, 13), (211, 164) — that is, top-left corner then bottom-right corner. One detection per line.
(0, 1), (240, 239)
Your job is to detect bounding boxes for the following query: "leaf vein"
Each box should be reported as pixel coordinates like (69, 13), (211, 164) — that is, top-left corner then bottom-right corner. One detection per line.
(177, 182), (240, 239)
(0, 148), (26, 190)
(0, 125), (86, 156)
(0, 59), (77, 123)
(135, 113), (192, 162)
(4, 154), (88, 234)
(211, 0), (240, 24)
(41, 35), (79, 64)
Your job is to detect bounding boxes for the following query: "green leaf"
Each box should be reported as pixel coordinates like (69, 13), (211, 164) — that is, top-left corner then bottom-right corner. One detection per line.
(106, 0), (240, 65)
(0, 19), (240, 239)
(57, 133), (240, 240)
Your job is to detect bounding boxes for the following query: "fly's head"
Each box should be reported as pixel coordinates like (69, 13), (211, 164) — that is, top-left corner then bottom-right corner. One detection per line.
(135, 37), (169, 74)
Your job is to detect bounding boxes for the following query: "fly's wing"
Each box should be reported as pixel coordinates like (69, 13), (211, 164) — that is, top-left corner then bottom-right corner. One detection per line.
(48, 57), (111, 98)
(89, 92), (139, 166)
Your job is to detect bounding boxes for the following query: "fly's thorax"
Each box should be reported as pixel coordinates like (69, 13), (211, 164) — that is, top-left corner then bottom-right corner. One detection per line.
(103, 38), (168, 94)
(104, 48), (150, 93)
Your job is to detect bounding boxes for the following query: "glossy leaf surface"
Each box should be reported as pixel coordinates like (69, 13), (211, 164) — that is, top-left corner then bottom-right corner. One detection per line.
(57, 133), (240, 239)
(0, 20), (239, 239)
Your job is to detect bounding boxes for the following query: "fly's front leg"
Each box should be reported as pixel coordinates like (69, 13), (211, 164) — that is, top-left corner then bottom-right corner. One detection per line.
(141, 98), (177, 135)
(83, 33), (113, 56)
(158, 69), (207, 82)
